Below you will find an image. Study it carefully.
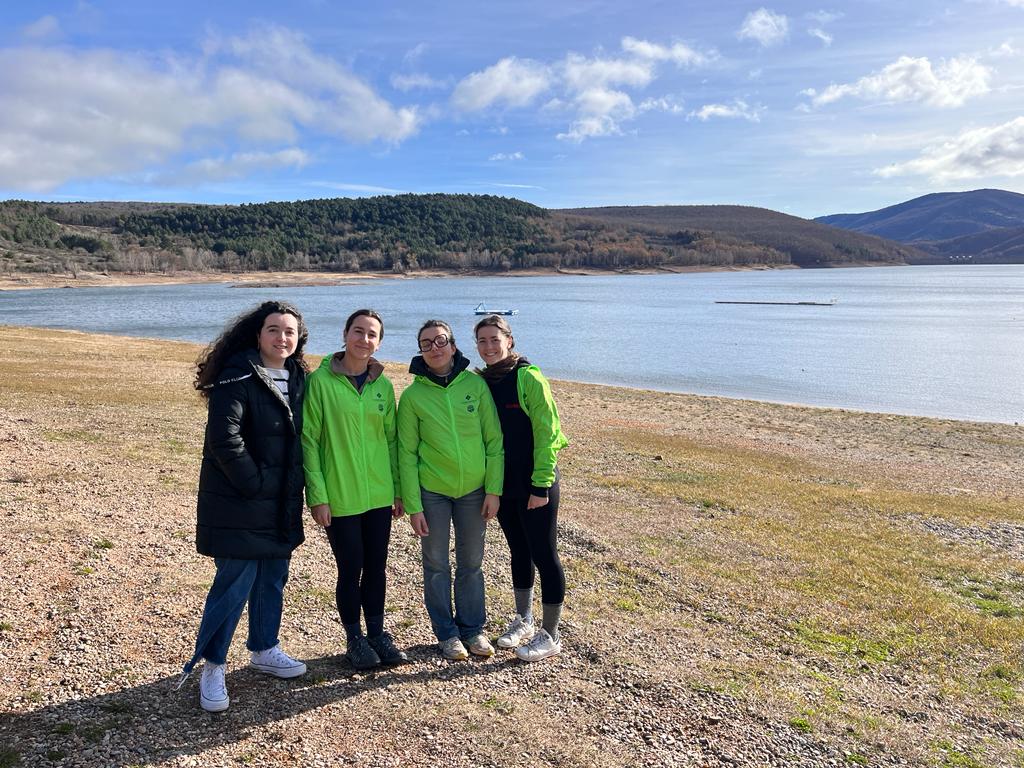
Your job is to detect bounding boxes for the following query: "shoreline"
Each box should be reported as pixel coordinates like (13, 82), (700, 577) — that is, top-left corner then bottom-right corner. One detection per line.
(1, 262), (823, 291)
(0, 322), (1014, 426)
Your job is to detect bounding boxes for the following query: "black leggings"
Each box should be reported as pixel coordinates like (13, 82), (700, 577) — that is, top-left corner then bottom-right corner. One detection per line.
(325, 507), (392, 626)
(496, 483), (565, 605)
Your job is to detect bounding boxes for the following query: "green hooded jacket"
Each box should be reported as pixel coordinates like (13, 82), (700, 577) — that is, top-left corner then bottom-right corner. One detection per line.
(515, 364), (569, 490)
(397, 359), (504, 514)
(302, 354), (399, 517)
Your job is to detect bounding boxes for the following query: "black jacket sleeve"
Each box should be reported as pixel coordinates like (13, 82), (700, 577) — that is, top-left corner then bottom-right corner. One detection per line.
(206, 377), (262, 498)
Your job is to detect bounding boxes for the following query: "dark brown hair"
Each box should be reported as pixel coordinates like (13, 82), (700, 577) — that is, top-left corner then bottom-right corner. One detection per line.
(417, 319), (455, 349)
(345, 308), (385, 340)
(194, 301), (309, 398)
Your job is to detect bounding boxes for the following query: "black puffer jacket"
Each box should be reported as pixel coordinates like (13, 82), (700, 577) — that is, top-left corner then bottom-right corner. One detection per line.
(196, 350), (306, 559)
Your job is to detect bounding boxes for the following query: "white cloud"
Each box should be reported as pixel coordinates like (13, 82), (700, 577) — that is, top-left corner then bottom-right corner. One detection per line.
(639, 96), (685, 114)
(620, 36), (712, 67)
(805, 55), (992, 108)
(451, 57), (552, 111)
(561, 53), (654, 90)
(163, 148), (309, 185)
(486, 182), (545, 190)
(738, 8), (789, 47)
(220, 25), (420, 143)
(0, 26), (421, 191)
(689, 100), (763, 122)
(455, 36), (712, 143)
(390, 72), (448, 91)
(488, 151), (524, 161)
(808, 28), (833, 46)
(403, 43), (427, 64)
(989, 40), (1017, 58)
(806, 10), (843, 24)
(557, 87), (638, 142)
(22, 15), (60, 40)
(309, 181), (405, 194)
(876, 116), (1024, 181)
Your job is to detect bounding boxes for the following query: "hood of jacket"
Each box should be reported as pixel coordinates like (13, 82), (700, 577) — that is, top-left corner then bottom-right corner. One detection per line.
(324, 351), (385, 383)
(408, 348), (471, 387)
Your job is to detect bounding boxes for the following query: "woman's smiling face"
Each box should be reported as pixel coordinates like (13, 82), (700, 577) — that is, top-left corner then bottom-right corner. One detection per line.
(418, 325), (455, 373)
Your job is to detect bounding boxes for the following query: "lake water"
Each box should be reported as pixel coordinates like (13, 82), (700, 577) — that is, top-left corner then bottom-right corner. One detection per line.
(2, 265), (1022, 424)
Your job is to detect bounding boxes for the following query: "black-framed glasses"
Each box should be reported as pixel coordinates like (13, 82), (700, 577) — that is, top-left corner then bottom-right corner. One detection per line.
(418, 334), (450, 352)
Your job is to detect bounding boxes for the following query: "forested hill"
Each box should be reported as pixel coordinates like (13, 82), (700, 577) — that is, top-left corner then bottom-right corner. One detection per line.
(1, 194), (922, 275)
(559, 204), (925, 267)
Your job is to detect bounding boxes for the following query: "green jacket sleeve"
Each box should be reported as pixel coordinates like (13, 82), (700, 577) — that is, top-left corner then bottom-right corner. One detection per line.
(384, 379), (401, 499)
(396, 386), (423, 514)
(478, 380), (505, 496)
(301, 372), (329, 508)
(518, 366), (568, 490)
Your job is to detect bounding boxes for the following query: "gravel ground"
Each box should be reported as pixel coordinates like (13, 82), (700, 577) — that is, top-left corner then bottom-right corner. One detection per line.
(1, 326), (1021, 767)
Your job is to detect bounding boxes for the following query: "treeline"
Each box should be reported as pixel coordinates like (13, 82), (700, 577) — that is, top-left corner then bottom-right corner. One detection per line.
(0, 194), (913, 276)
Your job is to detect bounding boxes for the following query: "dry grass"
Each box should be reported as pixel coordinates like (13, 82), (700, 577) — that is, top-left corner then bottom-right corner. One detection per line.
(0, 325), (1022, 767)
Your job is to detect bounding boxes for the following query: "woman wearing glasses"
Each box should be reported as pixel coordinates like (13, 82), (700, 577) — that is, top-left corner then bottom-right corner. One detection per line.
(474, 315), (568, 662)
(302, 309), (408, 670)
(397, 320), (504, 660)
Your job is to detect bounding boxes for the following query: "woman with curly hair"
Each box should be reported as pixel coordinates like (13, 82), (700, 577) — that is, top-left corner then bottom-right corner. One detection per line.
(181, 300), (309, 712)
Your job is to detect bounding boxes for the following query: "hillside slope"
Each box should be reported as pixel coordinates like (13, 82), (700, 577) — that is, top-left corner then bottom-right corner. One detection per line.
(559, 204), (926, 267)
(1, 195), (921, 276)
(815, 189), (1024, 242)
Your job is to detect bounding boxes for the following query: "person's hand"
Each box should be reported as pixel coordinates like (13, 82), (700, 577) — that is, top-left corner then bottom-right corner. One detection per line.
(408, 511), (429, 537)
(310, 504), (331, 528)
(481, 493), (500, 520)
(526, 494), (548, 510)
(392, 497), (405, 519)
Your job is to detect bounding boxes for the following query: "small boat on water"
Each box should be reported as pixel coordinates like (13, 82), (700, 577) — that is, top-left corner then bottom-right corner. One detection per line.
(474, 302), (519, 316)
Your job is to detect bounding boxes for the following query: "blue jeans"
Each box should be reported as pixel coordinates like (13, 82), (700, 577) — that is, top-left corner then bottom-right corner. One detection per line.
(419, 487), (486, 642)
(183, 557), (290, 673)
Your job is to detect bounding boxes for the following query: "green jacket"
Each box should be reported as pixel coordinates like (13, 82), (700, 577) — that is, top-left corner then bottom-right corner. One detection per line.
(516, 364), (569, 490)
(302, 354), (399, 517)
(397, 365), (504, 514)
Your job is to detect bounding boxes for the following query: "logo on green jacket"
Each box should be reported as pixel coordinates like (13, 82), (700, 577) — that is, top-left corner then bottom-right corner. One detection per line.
(467, 405), (475, 412)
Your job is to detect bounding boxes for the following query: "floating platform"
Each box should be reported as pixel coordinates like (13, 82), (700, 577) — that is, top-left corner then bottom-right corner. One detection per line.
(474, 302), (519, 315)
(715, 299), (837, 306)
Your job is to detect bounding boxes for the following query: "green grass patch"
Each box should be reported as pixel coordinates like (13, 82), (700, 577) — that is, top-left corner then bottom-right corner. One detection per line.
(93, 537), (114, 550)
(934, 739), (985, 768)
(940, 573), (1024, 619)
(788, 716), (812, 733)
(791, 621), (892, 664)
(42, 428), (102, 443)
(0, 747), (21, 768)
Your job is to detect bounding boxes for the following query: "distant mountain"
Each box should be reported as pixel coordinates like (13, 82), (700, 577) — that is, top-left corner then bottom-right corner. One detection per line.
(815, 189), (1024, 263)
(559, 204), (926, 267)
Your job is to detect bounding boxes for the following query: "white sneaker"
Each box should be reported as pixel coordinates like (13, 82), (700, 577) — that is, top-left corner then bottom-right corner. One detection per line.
(439, 636), (469, 660)
(496, 614), (535, 649)
(466, 633), (495, 657)
(249, 644), (307, 678)
(515, 628), (562, 662)
(199, 663), (229, 712)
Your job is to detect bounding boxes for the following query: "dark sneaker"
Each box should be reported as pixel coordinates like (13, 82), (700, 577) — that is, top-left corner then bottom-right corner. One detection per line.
(346, 635), (381, 670)
(367, 632), (409, 665)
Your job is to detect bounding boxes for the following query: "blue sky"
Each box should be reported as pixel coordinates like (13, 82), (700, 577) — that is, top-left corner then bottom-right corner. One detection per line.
(1, 1), (1023, 217)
